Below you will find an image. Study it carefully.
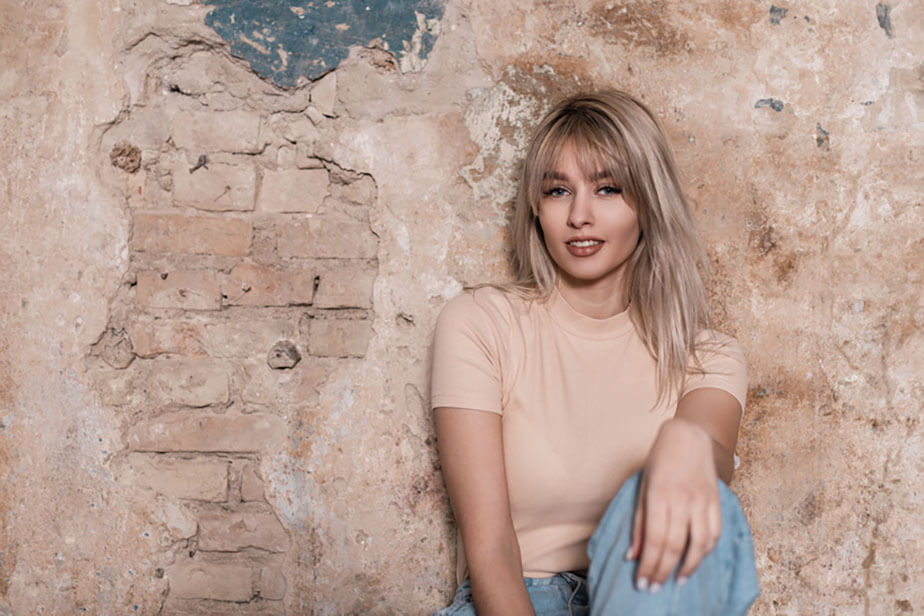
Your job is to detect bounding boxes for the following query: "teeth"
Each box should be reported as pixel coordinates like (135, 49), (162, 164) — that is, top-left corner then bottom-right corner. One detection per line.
(568, 240), (602, 247)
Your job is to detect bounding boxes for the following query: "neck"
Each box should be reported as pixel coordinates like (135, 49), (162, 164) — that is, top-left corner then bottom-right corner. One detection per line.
(556, 276), (629, 319)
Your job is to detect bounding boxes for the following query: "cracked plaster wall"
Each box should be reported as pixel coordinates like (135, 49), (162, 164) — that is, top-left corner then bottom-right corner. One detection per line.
(1, 0), (922, 614)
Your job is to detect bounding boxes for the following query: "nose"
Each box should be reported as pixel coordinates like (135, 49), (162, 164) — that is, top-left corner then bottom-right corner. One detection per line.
(567, 190), (593, 228)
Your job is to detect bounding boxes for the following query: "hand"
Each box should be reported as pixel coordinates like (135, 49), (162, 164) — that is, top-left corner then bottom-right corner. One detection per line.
(626, 417), (722, 591)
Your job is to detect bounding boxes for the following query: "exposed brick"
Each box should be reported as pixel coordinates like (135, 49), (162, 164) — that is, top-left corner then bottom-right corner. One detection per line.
(172, 160), (257, 211)
(134, 213), (252, 256)
(314, 260), (376, 309)
(241, 463), (265, 502)
(257, 169), (329, 213)
(307, 318), (373, 357)
(90, 358), (230, 407)
(122, 454), (227, 501)
(276, 217), (378, 259)
(127, 412), (287, 453)
(241, 358), (327, 406)
(144, 358), (231, 407)
(203, 319), (299, 357)
(198, 511), (290, 552)
(169, 559), (252, 601)
(126, 316), (298, 358)
(222, 263), (316, 307)
(257, 566), (286, 601)
(135, 270), (222, 311)
(125, 317), (208, 358)
(171, 110), (264, 154)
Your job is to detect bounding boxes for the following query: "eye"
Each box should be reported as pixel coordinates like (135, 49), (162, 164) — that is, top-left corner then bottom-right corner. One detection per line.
(598, 184), (623, 196)
(542, 186), (570, 198)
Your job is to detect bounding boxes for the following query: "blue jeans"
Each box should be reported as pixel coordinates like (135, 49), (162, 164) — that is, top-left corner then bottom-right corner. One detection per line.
(434, 471), (759, 615)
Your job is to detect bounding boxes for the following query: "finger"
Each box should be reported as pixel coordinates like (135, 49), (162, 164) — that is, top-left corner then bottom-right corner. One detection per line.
(628, 498), (644, 561)
(708, 496), (722, 550)
(650, 503), (689, 585)
(635, 498), (668, 589)
(677, 502), (710, 580)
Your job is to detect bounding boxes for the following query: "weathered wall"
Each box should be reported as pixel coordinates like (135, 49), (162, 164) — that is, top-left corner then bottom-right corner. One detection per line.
(0, 0), (921, 614)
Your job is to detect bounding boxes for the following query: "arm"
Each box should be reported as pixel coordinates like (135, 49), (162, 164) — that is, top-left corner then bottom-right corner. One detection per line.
(435, 407), (536, 616)
(627, 387), (742, 589)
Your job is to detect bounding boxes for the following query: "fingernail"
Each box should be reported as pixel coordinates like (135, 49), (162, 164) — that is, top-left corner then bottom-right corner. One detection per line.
(649, 582), (662, 594)
(624, 547), (633, 561)
(677, 576), (688, 588)
(635, 577), (649, 592)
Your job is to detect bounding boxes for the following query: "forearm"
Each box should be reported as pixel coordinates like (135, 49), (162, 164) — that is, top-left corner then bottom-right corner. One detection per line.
(671, 387), (742, 484)
(467, 538), (535, 616)
(669, 415), (735, 483)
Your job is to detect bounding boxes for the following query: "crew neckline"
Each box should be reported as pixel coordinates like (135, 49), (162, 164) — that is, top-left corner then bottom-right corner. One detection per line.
(547, 286), (635, 339)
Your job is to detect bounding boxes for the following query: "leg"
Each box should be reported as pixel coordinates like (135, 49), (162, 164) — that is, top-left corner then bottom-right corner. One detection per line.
(586, 471), (759, 616)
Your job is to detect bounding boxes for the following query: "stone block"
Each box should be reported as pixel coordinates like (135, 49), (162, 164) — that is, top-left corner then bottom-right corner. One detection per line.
(133, 213), (252, 256)
(331, 175), (376, 205)
(161, 598), (284, 616)
(307, 318), (373, 358)
(222, 263), (317, 307)
(135, 270), (222, 311)
(122, 454), (227, 501)
(311, 71), (337, 117)
(257, 169), (329, 213)
(276, 217), (378, 259)
(241, 463), (265, 502)
(127, 412), (287, 453)
(198, 511), (290, 552)
(171, 110), (263, 154)
(241, 358), (327, 406)
(144, 358), (231, 407)
(172, 160), (257, 211)
(257, 566), (286, 601)
(314, 260), (376, 309)
(169, 559), (253, 601)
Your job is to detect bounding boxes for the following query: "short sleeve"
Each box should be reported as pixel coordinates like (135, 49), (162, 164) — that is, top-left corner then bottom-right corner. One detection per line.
(682, 331), (748, 415)
(430, 289), (508, 414)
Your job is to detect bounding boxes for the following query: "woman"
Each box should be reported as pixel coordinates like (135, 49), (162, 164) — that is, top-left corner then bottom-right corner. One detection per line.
(431, 91), (759, 615)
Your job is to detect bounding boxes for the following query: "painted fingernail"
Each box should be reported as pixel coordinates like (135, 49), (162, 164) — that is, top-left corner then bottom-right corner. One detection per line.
(624, 547), (633, 561)
(649, 582), (662, 594)
(635, 577), (649, 592)
(677, 576), (688, 588)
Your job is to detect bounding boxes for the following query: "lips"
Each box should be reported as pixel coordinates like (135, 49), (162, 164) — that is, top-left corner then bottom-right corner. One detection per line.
(565, 237), (604, 257)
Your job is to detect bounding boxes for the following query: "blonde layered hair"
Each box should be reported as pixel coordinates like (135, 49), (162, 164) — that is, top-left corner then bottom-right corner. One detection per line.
(510, 90), (711, 404)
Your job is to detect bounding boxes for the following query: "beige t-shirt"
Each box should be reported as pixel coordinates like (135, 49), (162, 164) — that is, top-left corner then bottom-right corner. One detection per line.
(430, 287), (747, 579)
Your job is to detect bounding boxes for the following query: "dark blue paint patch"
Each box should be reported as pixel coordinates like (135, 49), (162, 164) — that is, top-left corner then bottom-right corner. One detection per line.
(203, 0), (446, 87)
(769, 5), (788, 25)
(876, 3), (893, 38)
(815, 123), (829, 149)
(755, 98), (784, 112)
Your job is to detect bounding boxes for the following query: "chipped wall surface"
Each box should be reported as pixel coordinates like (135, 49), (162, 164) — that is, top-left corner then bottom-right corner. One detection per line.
(0, 0), (921, 614)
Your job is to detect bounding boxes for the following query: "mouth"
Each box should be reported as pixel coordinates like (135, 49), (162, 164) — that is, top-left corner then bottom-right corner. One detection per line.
(566, 239), (603, 247)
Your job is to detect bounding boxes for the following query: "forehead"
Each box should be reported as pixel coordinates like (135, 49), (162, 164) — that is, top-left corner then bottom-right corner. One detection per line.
(542, 139), (620, 180)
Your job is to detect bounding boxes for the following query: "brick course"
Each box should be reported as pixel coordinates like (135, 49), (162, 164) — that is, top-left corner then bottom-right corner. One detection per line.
(172, 160), (257, 212)
(127, 412), (287, 453)
(168, 559), (253, 601)
(222, 263), (317, 307)
(135, 270), (222, 311)
(258, 168), (329, 213)
(133, 213), (252, 256)
(198, 511), (290, 552)
(122, 454), (228, 501)
(276, 217), (378, 259)
(171, 110), (264, 154)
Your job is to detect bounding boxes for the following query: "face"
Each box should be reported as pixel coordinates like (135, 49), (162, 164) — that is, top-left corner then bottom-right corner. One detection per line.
(537, 140), (641, 304)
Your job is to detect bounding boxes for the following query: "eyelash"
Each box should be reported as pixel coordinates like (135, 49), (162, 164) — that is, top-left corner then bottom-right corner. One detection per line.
(541, 185), (623, 197)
